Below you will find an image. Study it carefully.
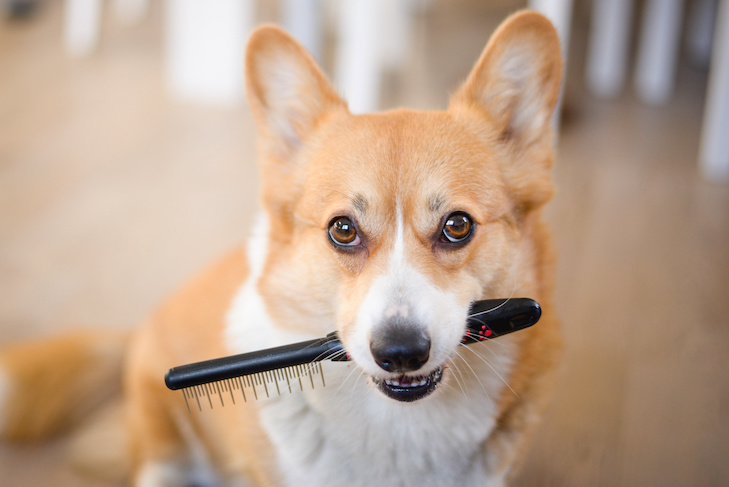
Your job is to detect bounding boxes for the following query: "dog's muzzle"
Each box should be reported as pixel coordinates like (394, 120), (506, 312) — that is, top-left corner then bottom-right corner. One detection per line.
(369, 323), (443, 402)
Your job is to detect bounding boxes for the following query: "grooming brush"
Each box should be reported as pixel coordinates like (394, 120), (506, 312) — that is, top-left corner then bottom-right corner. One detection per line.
(165, 298), (541, 411)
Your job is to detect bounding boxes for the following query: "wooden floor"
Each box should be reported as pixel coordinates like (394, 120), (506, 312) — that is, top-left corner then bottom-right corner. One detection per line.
(1, 1), (728, 486)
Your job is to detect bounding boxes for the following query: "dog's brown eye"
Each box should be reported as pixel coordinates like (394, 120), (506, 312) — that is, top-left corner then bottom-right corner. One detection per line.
(442, 212), (473, 243)
(329, 217), (361, 246)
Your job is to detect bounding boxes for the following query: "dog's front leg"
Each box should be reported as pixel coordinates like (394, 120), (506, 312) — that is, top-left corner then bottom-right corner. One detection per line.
(480, 324), (561, 483)
(481, 388), (548, 483)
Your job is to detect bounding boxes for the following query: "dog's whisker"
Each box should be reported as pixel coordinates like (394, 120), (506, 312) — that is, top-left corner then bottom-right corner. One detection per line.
(458, 345), (519, 398)
(466, 339), (508, 358)
(271, 340), (348, 383)
(445, 359), (469, 399)
(463, 332), (510, 351)
(467, 301), (510, 320)
(349, 372), (368, 403)
(452, 349), (489, 398)
(335, 364), (365, 398)
(467, 261), (519, 321)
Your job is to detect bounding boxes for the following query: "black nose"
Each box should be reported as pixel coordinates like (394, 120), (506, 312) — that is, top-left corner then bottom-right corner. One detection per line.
(370, 326), (431, 373)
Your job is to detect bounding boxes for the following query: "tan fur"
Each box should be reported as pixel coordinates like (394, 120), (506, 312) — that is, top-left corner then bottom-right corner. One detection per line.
(1, 11), (562, 486)
(68, 398), (129, 482)
(125, 249), (280, 485)
(0, 328), (128, 442)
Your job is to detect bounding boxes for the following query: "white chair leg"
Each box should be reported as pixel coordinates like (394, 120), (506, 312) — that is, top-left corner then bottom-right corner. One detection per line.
(164, 0), (254, 105)
(634, 0), (685, 105)
(335, 0), (384, 114)
(380, 0), (411, 71)
(63, 0), (102, 57)
(699, 0), (729, 181)
(282, 0), (323, 63)
(528, 0), (573, 52)
(585, 0), (635, 98)
(113, 0), (149, 26)
(528, 0), (574, 131)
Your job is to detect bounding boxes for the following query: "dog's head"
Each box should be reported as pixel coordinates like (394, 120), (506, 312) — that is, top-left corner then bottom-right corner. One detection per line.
(245, 11), (561, 402)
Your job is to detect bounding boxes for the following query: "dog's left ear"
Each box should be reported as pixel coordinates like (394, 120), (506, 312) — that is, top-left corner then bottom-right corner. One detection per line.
(450, 11), (562, 210)
(245, 25), (347, 159)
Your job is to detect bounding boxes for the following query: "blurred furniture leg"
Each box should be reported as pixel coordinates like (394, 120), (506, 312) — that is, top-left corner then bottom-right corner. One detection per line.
(64, 0), (151, 56)
(380, 0), (415, 72)
(113, 0), (148, 26)
(634, 0), (685, 105)
(528, 0), (574, 129)
(335, 0), (384, 114)
(528, 0), (573, 52)
(164, 0), (254, 105)
(700, 0), (729, 181)
(334, 0), (430, 113)
(282, 0), (323, 63)
(585, 0), (634, 98)
(63, 0), (102, 57)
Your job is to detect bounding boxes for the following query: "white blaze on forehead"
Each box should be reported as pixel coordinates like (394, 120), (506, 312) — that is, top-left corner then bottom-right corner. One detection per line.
(382, 201), (408, 318)
(392, 201), (405, 264)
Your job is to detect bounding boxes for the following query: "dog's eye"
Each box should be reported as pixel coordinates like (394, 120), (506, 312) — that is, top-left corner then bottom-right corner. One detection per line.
(329, 217), (361, 246)
(442, 212), (474, 243)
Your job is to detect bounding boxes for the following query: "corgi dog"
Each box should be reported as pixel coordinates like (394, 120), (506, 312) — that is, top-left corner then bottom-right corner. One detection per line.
(0, 10), (562, 487)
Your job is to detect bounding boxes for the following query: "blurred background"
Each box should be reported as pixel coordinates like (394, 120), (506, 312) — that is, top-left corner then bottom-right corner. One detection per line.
(1, 0), (728, 485)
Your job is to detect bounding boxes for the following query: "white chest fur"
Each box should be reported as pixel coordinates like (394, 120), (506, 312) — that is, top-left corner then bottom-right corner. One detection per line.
(258, 358), (512, 487)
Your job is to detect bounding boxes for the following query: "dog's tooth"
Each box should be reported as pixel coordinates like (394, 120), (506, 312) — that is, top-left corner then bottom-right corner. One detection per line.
(382, 375), (434, 388)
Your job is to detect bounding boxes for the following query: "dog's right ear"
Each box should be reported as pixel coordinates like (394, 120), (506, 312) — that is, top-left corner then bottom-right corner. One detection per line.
(449, 11), (562, 212)
(450, 11), (562, 146)
(245, 25), (347, 159)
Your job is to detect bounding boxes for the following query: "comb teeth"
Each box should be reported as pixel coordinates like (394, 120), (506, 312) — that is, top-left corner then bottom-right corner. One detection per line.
(180, 362), (327, 412)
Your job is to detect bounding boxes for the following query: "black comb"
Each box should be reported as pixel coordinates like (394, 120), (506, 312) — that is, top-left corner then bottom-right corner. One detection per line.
(165, 298), (541, 397)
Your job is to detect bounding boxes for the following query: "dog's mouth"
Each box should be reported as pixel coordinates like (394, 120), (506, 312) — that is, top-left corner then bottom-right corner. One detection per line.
(371, 367), (444, 402)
